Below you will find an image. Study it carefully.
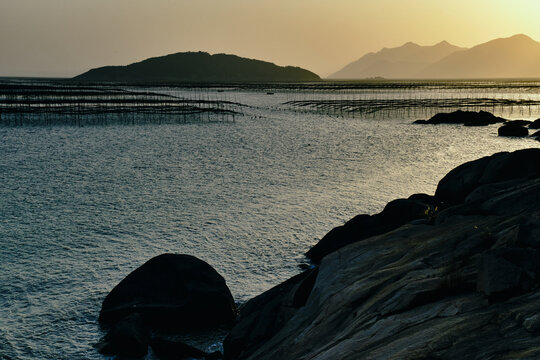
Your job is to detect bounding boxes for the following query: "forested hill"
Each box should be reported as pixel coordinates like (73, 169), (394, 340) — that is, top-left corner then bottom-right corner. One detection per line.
(74, 52), (321, 83)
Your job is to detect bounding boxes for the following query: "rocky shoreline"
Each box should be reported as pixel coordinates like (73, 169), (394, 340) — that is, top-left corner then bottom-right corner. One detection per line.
(96, 148), (540, 359)
(413, 110), (540, 141)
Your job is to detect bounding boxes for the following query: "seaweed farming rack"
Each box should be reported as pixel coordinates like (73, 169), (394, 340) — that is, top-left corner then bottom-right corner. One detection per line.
(0, 81), (241, 126)
(284, 97), (540, 119)
(280, 81), (540, 119)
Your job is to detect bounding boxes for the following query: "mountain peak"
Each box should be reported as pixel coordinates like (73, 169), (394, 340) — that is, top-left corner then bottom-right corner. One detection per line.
(329, 39), (465, 79)
(435, 40), (451, 46)
(420, 33), (540, 78)
(329, 34), (540, 79)
(509, 33), (532, 41)
(402, 41), (419, 47)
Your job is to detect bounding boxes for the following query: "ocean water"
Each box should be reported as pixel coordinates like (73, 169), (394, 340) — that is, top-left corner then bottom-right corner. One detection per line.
(0, 82), (539, 359)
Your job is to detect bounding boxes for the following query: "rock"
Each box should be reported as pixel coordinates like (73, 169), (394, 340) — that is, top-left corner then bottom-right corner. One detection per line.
(94, 313), (150, 358)
(529, 118), (540, 129)
(504, 119), (532, 126)
(224, 148), (540, 360)
(476, 252), (522, 297)
(150, 337), (219, 360)
(413, 110), (505, 126)
(531, 129), (540, 138)
(223, 268), (318, 360)
(99, 254), (236, 330)
(498, 123), (529, 137)
(523, 314), (540, 332)
(435, 148), (540, 205)
(305, 195), (434, 263)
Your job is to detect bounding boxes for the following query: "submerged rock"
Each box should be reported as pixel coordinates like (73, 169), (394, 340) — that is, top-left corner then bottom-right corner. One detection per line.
(498, 123), (529, 137)
(225, 148), (540, 360)
(99, 254), (236, 330)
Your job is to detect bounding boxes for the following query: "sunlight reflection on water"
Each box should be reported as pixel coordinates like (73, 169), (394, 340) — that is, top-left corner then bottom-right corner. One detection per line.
(0, 82), (539, 359)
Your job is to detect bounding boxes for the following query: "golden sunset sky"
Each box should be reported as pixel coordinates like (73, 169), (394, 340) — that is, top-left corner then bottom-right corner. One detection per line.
(1, 0), (539, 77)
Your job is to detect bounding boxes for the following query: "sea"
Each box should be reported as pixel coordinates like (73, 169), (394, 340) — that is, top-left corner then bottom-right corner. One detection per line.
(1, 80), (539, 359)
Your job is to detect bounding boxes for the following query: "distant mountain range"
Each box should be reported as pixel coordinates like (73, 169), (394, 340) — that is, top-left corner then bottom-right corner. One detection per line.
(329, 34), (540, 79)
(74, 52), (320, 83)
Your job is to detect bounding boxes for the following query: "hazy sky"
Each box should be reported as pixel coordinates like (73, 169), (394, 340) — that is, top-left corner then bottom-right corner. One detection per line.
(1, 0), (540, 78)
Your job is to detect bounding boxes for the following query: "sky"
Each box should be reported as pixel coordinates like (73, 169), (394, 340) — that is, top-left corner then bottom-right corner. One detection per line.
(1, 0), (540, 78)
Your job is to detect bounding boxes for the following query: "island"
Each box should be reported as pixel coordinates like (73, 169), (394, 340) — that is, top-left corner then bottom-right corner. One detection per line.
(73, 52), (321, 83)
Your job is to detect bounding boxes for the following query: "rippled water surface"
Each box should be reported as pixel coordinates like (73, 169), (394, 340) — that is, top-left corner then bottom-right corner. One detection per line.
(1, 81), (539, 359)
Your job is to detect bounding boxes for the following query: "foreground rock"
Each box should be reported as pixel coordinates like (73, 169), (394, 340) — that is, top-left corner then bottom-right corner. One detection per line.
(413, 110), (505, 126)
(224, 148), (540, 360)
(224, 268), (318, 359)
(99, 254), (236, 329)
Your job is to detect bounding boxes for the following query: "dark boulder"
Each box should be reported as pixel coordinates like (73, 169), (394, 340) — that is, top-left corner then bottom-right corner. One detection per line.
(413, 110), (505, 126)
(531, 130), (540, 138)
(94, 313), (150, 358)
(305, 194), (435, 263)
(150, 337), (221, 360)
(498, 124), (529, 137)
(435, 149), (540, 206)
(99, 254), (236, 330)
(529, 118), (540, 129)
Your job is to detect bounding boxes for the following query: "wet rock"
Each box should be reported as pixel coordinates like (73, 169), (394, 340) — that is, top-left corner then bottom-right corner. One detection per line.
(99, 254), (236, 330)
(95, 313), (150, 358)
(413, 110), (505, 126)
(498, 123), (529, 137)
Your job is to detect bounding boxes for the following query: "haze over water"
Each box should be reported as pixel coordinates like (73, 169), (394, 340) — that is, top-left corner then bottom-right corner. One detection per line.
(1, 81), (538, 359)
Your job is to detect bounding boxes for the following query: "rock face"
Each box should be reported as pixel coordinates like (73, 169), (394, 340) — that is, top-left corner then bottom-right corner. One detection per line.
(224, 148), (540, 360)
(99, 254), (236, 329)
(224, 268), (318, 359)
(498, 123), (529, 137)
(413, 110), (505, 126)
(435, 148), (540, 205)
(305, 195), (435, 263)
